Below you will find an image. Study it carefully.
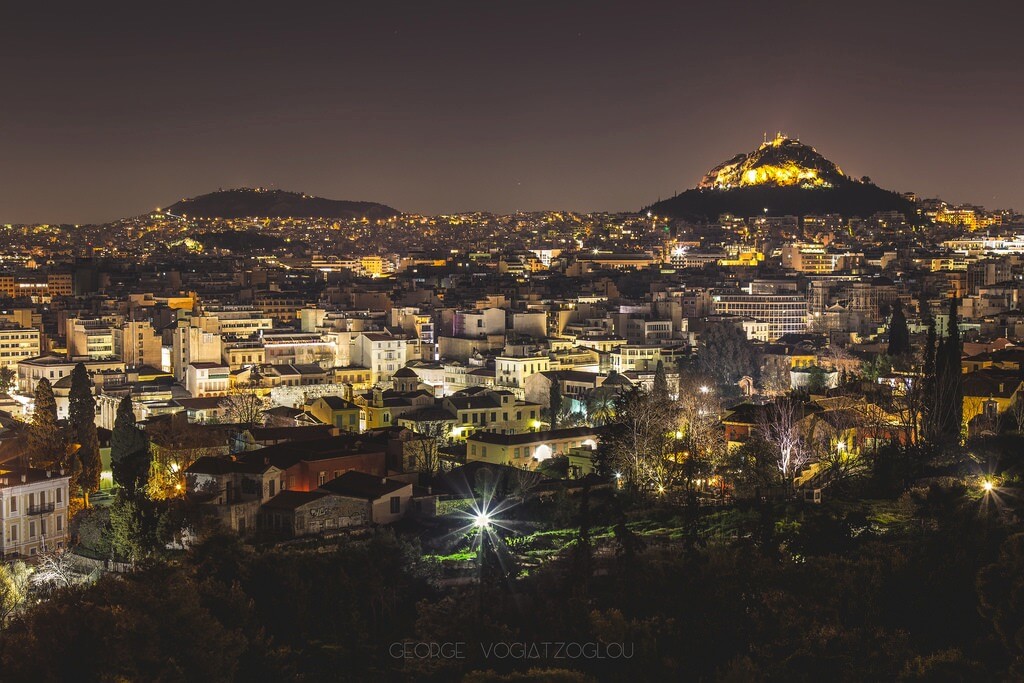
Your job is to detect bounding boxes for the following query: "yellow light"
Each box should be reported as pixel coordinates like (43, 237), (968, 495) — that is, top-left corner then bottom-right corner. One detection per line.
(982, 480), (994, 492)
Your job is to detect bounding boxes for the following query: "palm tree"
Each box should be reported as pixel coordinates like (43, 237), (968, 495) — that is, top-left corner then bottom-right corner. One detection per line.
(586, 390), (616, 427)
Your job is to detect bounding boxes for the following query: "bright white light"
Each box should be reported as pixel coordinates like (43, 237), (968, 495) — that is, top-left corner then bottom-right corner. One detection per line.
(614, 471), (622, 479)
(699, 385), (710, 394)
(982, 480), (994, 492)
(473, 512), (491, 528)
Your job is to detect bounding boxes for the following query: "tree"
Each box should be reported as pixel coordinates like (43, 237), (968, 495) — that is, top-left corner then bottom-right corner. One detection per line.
(652, 360), (670, 402)
(0, 561), (32, 627)
(109, 495), (152, 563)
(604, 387), (680, 495)
(585, 389), (616, 427)
(546, 379), (563, 430)
(404, 422), (448, 475)
(27, 377), (63, 468)
(1012, 395), (1024, 434)
(861, 354), (892, 382)
(31, 548), (79, 591)
(110, 397), (150, 495)
(68, 363), (101, 506)
(0, 367), (15, 395)
(676, 374), (725, 495)
(759, 397), (809, 486)
(219, 381), (267, 427)
(978, 533), (1024, 677)
(886, 300), (911, 358)
(932, 297), (964, 444)
(806, 398), (870, 488)
(697, 323), (757, 392)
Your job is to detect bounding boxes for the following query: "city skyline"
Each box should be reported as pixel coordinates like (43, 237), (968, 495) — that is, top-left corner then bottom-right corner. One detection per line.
(3, 1), (1023, 224)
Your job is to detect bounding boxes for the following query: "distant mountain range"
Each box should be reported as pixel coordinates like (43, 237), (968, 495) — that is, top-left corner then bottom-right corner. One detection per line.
(164, 188), (399, 220)
(647, 135), (915, 221)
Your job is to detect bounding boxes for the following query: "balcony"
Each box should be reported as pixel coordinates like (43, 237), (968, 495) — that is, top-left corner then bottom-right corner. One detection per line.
(28, 502), (55, 515)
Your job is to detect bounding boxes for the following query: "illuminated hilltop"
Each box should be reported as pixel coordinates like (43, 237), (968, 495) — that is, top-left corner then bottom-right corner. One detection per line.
(699, 134), (846, 190)
(648, 135), (914, 220)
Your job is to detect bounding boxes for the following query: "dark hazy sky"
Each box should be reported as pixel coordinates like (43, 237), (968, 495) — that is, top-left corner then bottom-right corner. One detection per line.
(2, 1), (1022, 224)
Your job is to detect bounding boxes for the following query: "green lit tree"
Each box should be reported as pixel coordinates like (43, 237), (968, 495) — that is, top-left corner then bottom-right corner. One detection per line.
(68, 363), (101, 506)
(0, 367), (15, 395)
(110, 397), (150, 495)
(546, 379), (563, 431)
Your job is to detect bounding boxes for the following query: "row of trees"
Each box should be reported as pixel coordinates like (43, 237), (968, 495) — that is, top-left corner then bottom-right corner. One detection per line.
(25, 365), (102, 506)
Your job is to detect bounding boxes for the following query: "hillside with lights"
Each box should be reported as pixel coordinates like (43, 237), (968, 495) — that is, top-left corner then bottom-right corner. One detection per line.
(648, 135), (915, 221)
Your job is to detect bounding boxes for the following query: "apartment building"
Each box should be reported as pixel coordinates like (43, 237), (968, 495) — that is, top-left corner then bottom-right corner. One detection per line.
(0, 468), (71, 558)
(711, 293), (808, 341)
(113, 320), (162, 369)
(0, 328), (41, 370)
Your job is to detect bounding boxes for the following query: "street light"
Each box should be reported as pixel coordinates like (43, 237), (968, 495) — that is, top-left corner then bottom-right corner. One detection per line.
(699, 385), (710, 394)
(982, 480), (994, 493)
(473, 512), (492, 528)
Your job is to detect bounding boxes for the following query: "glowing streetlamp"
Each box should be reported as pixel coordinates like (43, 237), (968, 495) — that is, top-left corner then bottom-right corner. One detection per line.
(473, 512), (492, 529)
(982, 479), (994, 493)
(699, 385), (710, 394)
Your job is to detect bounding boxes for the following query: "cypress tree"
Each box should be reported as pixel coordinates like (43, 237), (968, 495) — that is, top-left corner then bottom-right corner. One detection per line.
(933, 298), (964, 443)
(110, 396), (150, 495)
(27, 377), (64, 468)
(652, 360), (670, 403)
(547, 379), (562, 431)
(921, 319), (937, 440)
(68, 363), (101, 506)
(887, 300), (911, 357)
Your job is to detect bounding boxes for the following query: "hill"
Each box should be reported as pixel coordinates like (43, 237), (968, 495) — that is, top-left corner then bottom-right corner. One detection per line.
(648, 135), (915, 221)
(164, 188), (399, 220)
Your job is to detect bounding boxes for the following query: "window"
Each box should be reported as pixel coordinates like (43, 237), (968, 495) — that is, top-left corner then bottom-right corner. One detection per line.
(269, 480), (276, 497)
(318, 471), (327, 486)
(9, 497), (15, 513)
(56, 487), (63, 504)
(29, 522), (35, 538)
(40, 519), (46, 536)
(9, 525), (16, 542)
(390, 496), (401, 514)
(57, 515), (63, 532)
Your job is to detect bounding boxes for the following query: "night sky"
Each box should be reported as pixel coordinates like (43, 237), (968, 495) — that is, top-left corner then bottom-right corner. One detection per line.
(2, 2), (1022, 224)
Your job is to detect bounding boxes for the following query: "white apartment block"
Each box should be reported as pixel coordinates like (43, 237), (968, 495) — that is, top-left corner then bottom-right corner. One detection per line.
(351, 333), (408, 385)
(711, 293), (808, 341)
